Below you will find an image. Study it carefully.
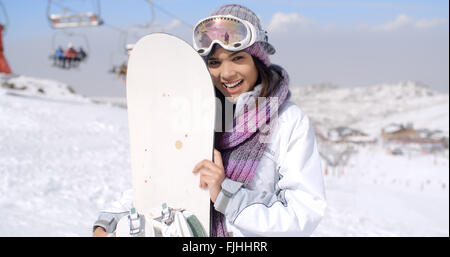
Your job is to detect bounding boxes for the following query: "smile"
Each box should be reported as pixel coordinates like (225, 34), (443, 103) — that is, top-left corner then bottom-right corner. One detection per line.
(223, 79), (243, 89)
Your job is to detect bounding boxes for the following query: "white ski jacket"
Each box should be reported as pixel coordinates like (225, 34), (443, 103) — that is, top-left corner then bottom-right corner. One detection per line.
(93, 85), (327, 237)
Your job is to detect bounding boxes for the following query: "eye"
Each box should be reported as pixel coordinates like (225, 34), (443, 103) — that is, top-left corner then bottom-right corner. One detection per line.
(232, 55), (244, 62)
(207, 60), (220, 67)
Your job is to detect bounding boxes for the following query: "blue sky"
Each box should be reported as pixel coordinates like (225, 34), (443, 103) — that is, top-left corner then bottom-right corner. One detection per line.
(4, 0), (449, 37)
(1, 0), (449, 96)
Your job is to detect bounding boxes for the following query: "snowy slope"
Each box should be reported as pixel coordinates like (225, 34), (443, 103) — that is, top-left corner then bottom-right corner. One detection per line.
(312, 145), (448, 236)
(0, 74), (89, 103)
(0, 75), (131, 236)
(291, 80), (449, 137)
(290, 80), (449, 236)
(0, 75), (448, 236)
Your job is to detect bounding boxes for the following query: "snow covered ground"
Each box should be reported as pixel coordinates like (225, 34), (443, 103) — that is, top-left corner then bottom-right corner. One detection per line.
(0, 75), (132, 236)
(0, 75), (448, 236)
(313, 145), (448, 236)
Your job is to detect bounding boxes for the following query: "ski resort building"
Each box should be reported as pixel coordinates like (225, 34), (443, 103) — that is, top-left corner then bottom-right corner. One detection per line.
(381, 123), (448, 153)
(381, 123), (418, 142)
(327, 126), (377, 145)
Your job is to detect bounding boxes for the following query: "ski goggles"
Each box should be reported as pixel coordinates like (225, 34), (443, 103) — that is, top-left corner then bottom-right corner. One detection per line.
(193, 15), (268, 56)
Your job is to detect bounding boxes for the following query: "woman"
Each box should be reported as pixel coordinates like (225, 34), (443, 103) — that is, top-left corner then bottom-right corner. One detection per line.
(190, 4), (326, 237)
(93, 4), (326, 237)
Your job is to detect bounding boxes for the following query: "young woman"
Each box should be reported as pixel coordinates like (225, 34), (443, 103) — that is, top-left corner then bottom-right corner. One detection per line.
(93, 4), (326, 237)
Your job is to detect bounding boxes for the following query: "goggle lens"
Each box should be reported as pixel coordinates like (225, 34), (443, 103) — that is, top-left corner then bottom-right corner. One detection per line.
(194, 17), (248, 53)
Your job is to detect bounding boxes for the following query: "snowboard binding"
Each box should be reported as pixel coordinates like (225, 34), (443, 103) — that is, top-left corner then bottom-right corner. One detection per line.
(127, 208), (146, 236)
(116, 203), (206, 237)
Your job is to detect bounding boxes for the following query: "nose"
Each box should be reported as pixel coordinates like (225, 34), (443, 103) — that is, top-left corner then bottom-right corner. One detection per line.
(220, 62), (237, 82)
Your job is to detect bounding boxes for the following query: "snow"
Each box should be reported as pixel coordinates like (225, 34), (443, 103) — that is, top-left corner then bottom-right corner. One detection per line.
(0, 75), (131, 236)
(313, 145), (448, 236)
(0, 75), (448, 236)
(383, 124), (403, 134)
(291, 80), (449, 138)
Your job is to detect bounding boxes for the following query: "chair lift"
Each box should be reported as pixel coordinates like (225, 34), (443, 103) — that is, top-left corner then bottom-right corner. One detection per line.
(107, 0), (155, 83)
(120, 0), (154, 54)
(108, 44), (133, 84)
(50, 31), (90, 69)
(46, 0), (104, 29)
(108, 1), (156, 83)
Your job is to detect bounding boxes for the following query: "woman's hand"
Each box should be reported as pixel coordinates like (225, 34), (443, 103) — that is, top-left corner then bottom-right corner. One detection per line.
(192, 149), (225, 203)
(93, 226), (115, 237)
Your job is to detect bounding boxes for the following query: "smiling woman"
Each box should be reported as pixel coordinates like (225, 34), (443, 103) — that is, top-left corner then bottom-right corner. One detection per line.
(189, 4), (327, 237)
(92, 4), (327, 238)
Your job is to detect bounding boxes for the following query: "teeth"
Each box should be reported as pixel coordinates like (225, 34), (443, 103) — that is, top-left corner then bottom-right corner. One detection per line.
(224, 80), (242, 88)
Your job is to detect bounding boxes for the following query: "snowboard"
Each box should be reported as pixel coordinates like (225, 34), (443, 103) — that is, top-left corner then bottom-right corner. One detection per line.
(116, 33), (216, 236)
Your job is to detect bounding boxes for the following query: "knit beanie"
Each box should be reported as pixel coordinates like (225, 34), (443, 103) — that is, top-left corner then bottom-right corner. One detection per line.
(209, 4), (275, 67)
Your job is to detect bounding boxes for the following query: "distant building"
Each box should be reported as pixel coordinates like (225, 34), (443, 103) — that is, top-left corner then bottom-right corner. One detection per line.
(381, 123), (417, 142)
(382, 123), (448, 152)
(327, 126), (376, 145)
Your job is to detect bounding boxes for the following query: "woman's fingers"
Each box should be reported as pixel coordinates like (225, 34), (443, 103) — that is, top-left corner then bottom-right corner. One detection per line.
(199, 172), (209, 189)
(213, 149), (224, 168)
(192, 154), (225, 194)
(192, 159), (209, 174)
(196, 166), (221, 189)
(192, 159), (217, 174)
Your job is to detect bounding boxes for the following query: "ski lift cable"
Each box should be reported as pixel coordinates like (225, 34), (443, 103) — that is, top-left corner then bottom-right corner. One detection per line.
(122, 0), (156, 30)
(103, 22), (126, 33)
(103, 0), (156, 54)
(0, 0), (9, 35)
(102, 0), (153, 33)
(103, 1), (191, 33)
(102, 0), (193, 55)
(151, 1), (193, 29)
(47, 0), (101, 16)
(147, 0), (155, 28)
(48, 0), (77, 14)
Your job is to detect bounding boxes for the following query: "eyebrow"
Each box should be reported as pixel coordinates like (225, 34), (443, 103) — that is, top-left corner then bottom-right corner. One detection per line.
(208, 50), (244, 61)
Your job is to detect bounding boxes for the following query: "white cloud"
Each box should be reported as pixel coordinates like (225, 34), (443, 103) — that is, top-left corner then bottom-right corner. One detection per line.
(267, 12), (447, 34)
(374, 14), (448, 31)
(374, 14), (413, 31)
(267, 12), (314, 33)
(414, 18), (448, 29)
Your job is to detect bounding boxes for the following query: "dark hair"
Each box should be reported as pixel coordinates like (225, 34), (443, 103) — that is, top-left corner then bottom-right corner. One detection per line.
(252, 56), (274, 97)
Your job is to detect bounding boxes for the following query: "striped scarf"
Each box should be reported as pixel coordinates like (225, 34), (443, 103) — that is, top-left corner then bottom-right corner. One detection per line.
(211, 65), (290, 237)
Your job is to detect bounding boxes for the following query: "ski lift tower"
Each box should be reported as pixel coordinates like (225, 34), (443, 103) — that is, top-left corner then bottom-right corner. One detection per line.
(46, 0), (104, 29)
(0, 1), (11, 74)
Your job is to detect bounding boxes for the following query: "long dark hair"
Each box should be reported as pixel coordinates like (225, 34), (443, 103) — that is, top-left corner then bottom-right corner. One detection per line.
(252, 55), (274, 98)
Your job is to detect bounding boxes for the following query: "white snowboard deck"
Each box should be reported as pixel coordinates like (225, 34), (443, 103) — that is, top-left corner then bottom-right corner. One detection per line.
(126, 33), (215, 235)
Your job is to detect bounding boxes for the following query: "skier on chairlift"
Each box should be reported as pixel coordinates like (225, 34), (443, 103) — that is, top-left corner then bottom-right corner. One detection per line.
(117, 61), (127, 83)
(53, 46), (64, 67)
(64, 43), (77, 69)
(73, 46), (87, 67)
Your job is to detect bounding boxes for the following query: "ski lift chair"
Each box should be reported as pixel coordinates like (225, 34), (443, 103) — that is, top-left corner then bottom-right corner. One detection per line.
(46, 0), (104, 29)
(49, 12), (103, 29)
